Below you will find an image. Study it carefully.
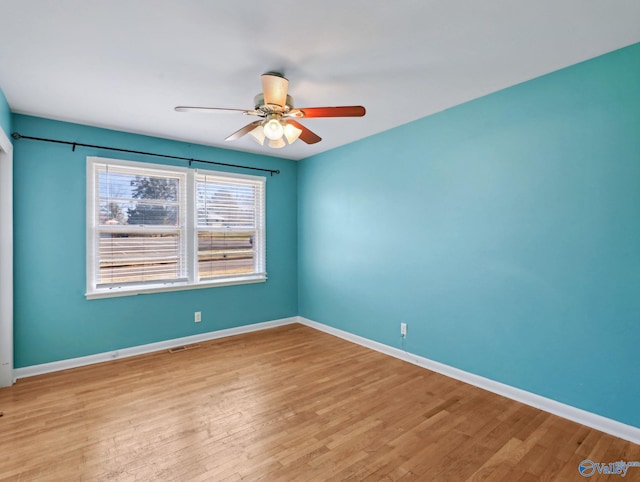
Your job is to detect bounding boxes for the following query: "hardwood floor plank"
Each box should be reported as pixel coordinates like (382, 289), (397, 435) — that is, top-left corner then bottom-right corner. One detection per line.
(1, 323), (638, 481)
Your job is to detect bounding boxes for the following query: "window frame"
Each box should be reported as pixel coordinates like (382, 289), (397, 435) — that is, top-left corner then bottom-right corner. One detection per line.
(86, 157), (266, 299)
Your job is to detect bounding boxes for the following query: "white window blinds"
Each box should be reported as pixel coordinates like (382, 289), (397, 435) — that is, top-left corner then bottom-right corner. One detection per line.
(195, 172), (266, 282)
(87, 157), (266, 299)
(91, 161), (187, 288)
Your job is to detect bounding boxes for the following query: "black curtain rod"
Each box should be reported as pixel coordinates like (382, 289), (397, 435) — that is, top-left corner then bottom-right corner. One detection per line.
(11, 132), (281, 176)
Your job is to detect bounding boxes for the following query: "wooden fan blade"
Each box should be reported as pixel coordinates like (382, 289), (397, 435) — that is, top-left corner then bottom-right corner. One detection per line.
(286, 120), (322, 144)
(295, 106), (366, 118)
(261, 73), (289, 107)
(225, 120), (262, 141)
(175, 106), (254, 114)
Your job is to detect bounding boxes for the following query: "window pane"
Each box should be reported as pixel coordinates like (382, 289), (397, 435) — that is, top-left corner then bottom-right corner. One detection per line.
(99, 200), (131, 225)
(99, 170), (181, 226)
(198, 231), (254, 279)
(98, 233), (182, 284)
(196, 181), (256, 228)
(125, 201), (179, 226)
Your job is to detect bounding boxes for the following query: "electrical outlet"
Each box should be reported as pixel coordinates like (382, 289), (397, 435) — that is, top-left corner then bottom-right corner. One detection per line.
(400, 322), (407, 337)
(194, 311), (201, 323)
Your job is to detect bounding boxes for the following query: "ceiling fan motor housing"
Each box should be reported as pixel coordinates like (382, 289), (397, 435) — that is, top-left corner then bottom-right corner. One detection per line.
(254, 93), (294, 112)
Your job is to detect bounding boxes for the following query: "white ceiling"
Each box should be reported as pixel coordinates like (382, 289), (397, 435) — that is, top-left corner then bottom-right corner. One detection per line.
(0, 1), (638, 161)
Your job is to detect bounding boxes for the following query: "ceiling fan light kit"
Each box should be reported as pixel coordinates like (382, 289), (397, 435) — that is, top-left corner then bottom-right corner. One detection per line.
(175, 72), (366, 149)
(248, 117), (303, 149)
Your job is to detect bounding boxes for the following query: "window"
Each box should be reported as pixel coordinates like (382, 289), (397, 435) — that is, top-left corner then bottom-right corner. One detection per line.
(86, 157), (266, 299)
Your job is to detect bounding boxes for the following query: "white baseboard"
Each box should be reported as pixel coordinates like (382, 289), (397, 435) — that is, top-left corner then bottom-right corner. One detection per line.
(297, 316), (640, 446)
(14, 316), (298, 380)
(13, 314), (640, 445)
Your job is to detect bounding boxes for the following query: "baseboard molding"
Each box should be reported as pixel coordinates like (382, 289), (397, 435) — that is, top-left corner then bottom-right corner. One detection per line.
(13, 314), (640, 445)
(14, 316), (298, 380)
(297, 316), (640, 446)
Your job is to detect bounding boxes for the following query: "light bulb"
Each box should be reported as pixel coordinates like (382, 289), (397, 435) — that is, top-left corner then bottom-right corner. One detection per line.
(263, 118), (284, 141)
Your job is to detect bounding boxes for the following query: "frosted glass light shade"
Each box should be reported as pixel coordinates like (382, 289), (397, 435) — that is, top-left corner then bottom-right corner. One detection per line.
(268, 138), (286, 149)
(283, 123), (302, 144)
(248, 125), (265, 145)
(263, 118), (284, 140)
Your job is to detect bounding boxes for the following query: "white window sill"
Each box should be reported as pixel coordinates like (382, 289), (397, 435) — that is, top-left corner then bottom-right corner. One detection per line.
(86, 275), (267, 300)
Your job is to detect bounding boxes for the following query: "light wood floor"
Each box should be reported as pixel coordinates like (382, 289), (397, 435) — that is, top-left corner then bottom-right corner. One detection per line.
(1, 324), (638, 481)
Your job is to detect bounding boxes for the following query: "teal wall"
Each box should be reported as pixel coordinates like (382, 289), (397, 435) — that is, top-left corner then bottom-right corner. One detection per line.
(298, 44), (640, 428)
(0, 87), (11, 136)
(13, 115), (298, 367)
(10, 44), (640, 429)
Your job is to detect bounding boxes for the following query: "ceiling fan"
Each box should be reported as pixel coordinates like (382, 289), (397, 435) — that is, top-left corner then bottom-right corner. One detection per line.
(175, 72), (366, 149)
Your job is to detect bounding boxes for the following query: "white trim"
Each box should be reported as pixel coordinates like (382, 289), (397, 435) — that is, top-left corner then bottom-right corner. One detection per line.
(0, 126), (13, 387)
(14, 316), (297, 379)
(297, 316), (640, 445)
(0, 126), (12, 154)
(194, 166), (266, 183)
(14, 313), (639, 445)
(86, 275), (266, 300)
